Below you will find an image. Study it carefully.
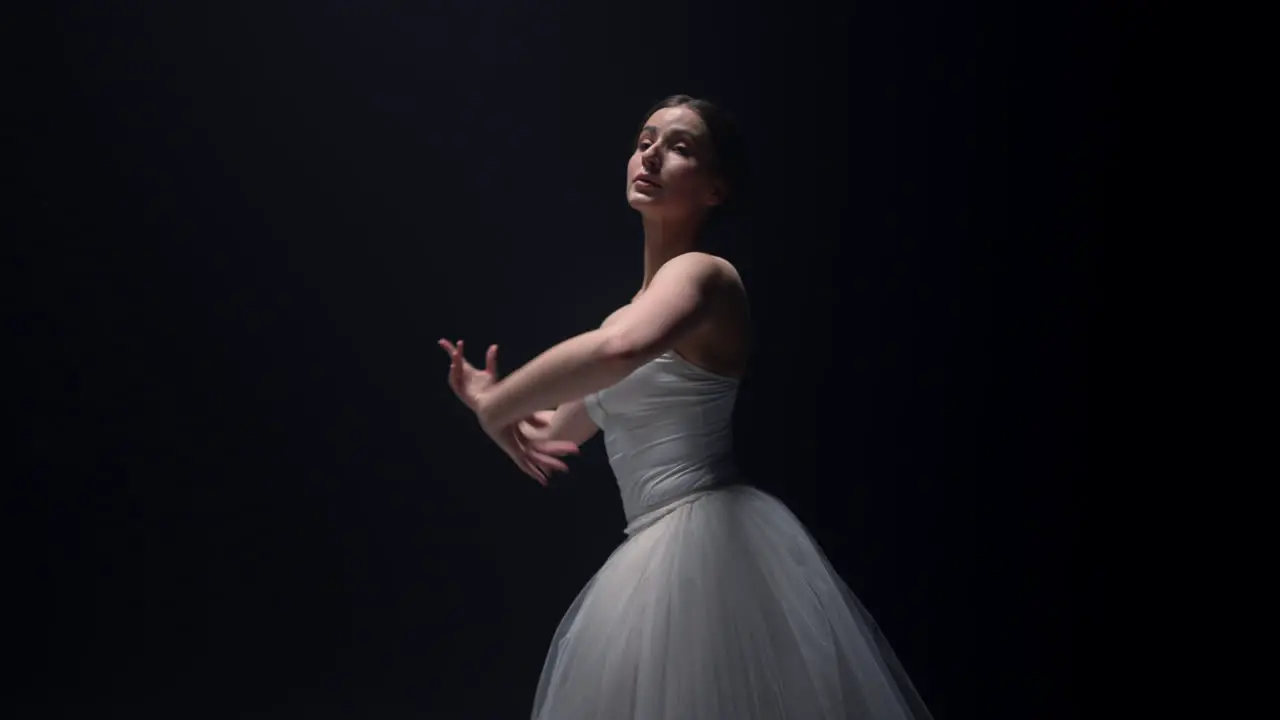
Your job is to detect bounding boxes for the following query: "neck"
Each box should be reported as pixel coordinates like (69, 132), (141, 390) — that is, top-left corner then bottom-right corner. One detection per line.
(639, 213), (703, 294)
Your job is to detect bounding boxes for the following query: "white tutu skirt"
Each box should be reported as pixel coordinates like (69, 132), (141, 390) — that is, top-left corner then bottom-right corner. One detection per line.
(531, 485), (933, 719)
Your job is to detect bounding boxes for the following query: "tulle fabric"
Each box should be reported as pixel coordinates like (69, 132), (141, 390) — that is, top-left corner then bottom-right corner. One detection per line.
(531, 485), (933, 720)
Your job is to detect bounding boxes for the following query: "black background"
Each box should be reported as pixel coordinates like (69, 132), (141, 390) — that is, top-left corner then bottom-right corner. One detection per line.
(14, 1), (1098, 717)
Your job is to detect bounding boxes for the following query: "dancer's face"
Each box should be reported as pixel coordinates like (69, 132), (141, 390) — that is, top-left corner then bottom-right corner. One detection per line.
(626, 105), (725, 220)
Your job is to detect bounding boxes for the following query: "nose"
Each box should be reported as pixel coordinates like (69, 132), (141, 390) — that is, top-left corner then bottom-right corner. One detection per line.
(640, 145), (661, 173)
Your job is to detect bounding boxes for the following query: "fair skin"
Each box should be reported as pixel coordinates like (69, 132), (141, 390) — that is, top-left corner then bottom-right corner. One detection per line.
(439, 104), (750, 485)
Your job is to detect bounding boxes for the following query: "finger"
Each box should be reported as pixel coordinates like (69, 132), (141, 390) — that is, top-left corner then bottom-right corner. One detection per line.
(529, 452), (570, 473)
(528, 410), (556, 427)
(457, 340), (481, 373)
(447, 353), (460, 391)
(513, 457), (538, 484)
(502, 434), (543, 483)
(486, 344), (499, 376)
(519, 461), (542, 484)
(518, 419), (546, 438)
(502, 444), (540, 484)
(510, 435), (551, 484)
(533, 454), (571, 478)
(529, 439), (580, 456)
(519, 411), (557, 438)
(449, 347), (464, 391)
(522, 459), (548, 486)
(520, 457), (540, 480)
(517, 430), (577, 457)
(438, 338), (457, 355)
(533, 461), (564, 480)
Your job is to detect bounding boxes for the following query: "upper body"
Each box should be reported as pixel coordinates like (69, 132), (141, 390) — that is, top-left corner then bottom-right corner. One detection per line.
(526, 94), (752, 449)
(522, 249), (748, 452)
(444, 95), (752, 488)
(585, 253), (749, 524)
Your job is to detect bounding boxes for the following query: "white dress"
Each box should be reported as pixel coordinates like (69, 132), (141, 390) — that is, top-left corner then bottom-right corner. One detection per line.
(531, 351), (933, 719)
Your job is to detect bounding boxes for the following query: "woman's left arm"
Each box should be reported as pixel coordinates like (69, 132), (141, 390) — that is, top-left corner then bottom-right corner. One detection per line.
(475, 252), (728, 430)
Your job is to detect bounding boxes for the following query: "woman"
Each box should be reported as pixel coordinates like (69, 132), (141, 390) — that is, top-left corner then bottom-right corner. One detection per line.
(440, 95), (932, 719)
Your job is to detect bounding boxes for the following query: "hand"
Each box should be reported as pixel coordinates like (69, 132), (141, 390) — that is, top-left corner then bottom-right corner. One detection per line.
(482, 415), (580, 486)
(518, 410), (558, 443)
(440, 339), (579, 485)
(438, 338), (496, 411)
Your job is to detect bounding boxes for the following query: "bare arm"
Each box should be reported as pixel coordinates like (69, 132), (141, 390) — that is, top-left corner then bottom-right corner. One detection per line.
(521, 399), (599, 446)
(515, 304), (634, 446)
(476, 253), (729, 430)
(438, 338), (579, 484)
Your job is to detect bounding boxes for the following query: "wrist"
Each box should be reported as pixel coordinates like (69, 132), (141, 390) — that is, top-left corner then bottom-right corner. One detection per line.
(474, 389), (497, 428)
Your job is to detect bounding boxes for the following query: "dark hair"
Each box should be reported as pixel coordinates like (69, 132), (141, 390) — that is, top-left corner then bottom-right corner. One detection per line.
(637, 94), (750, 222)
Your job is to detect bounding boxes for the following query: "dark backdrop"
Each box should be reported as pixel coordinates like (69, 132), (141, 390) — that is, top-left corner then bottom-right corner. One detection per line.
(14, 1), (1098, 717)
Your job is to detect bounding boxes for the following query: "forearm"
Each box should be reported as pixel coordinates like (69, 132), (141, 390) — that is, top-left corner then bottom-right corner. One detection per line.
(476, 329), (638, 429)
(538, 399), (600, 445)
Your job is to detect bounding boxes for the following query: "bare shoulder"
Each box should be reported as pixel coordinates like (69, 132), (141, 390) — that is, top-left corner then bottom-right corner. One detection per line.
(674, 252), (750, 376)
(668, 251), (744, 294)
(665, 250), (733, 273)
(599, 252), (745, 333)
(696, 253), (747, 310)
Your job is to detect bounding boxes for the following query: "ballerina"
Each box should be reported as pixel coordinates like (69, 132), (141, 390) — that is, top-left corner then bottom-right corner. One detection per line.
(441, 94), (933, 719)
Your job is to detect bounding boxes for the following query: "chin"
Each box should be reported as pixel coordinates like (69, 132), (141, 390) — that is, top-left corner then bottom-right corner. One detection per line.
(627, 192), (661, 211)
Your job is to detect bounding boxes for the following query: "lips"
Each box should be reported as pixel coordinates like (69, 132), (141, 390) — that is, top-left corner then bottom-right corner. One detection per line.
(634, 175), (661, 188)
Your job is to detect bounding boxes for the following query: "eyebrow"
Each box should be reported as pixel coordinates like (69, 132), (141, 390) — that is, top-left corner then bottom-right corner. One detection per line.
(639, 126), (699, 142)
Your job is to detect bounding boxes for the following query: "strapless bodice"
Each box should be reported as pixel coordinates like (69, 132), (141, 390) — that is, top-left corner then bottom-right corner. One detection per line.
(584, 351), (740, 530)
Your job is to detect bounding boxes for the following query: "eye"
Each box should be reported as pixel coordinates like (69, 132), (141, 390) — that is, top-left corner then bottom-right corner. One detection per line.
(673, 144), (692, 157)
(638, 139), (653, 151)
